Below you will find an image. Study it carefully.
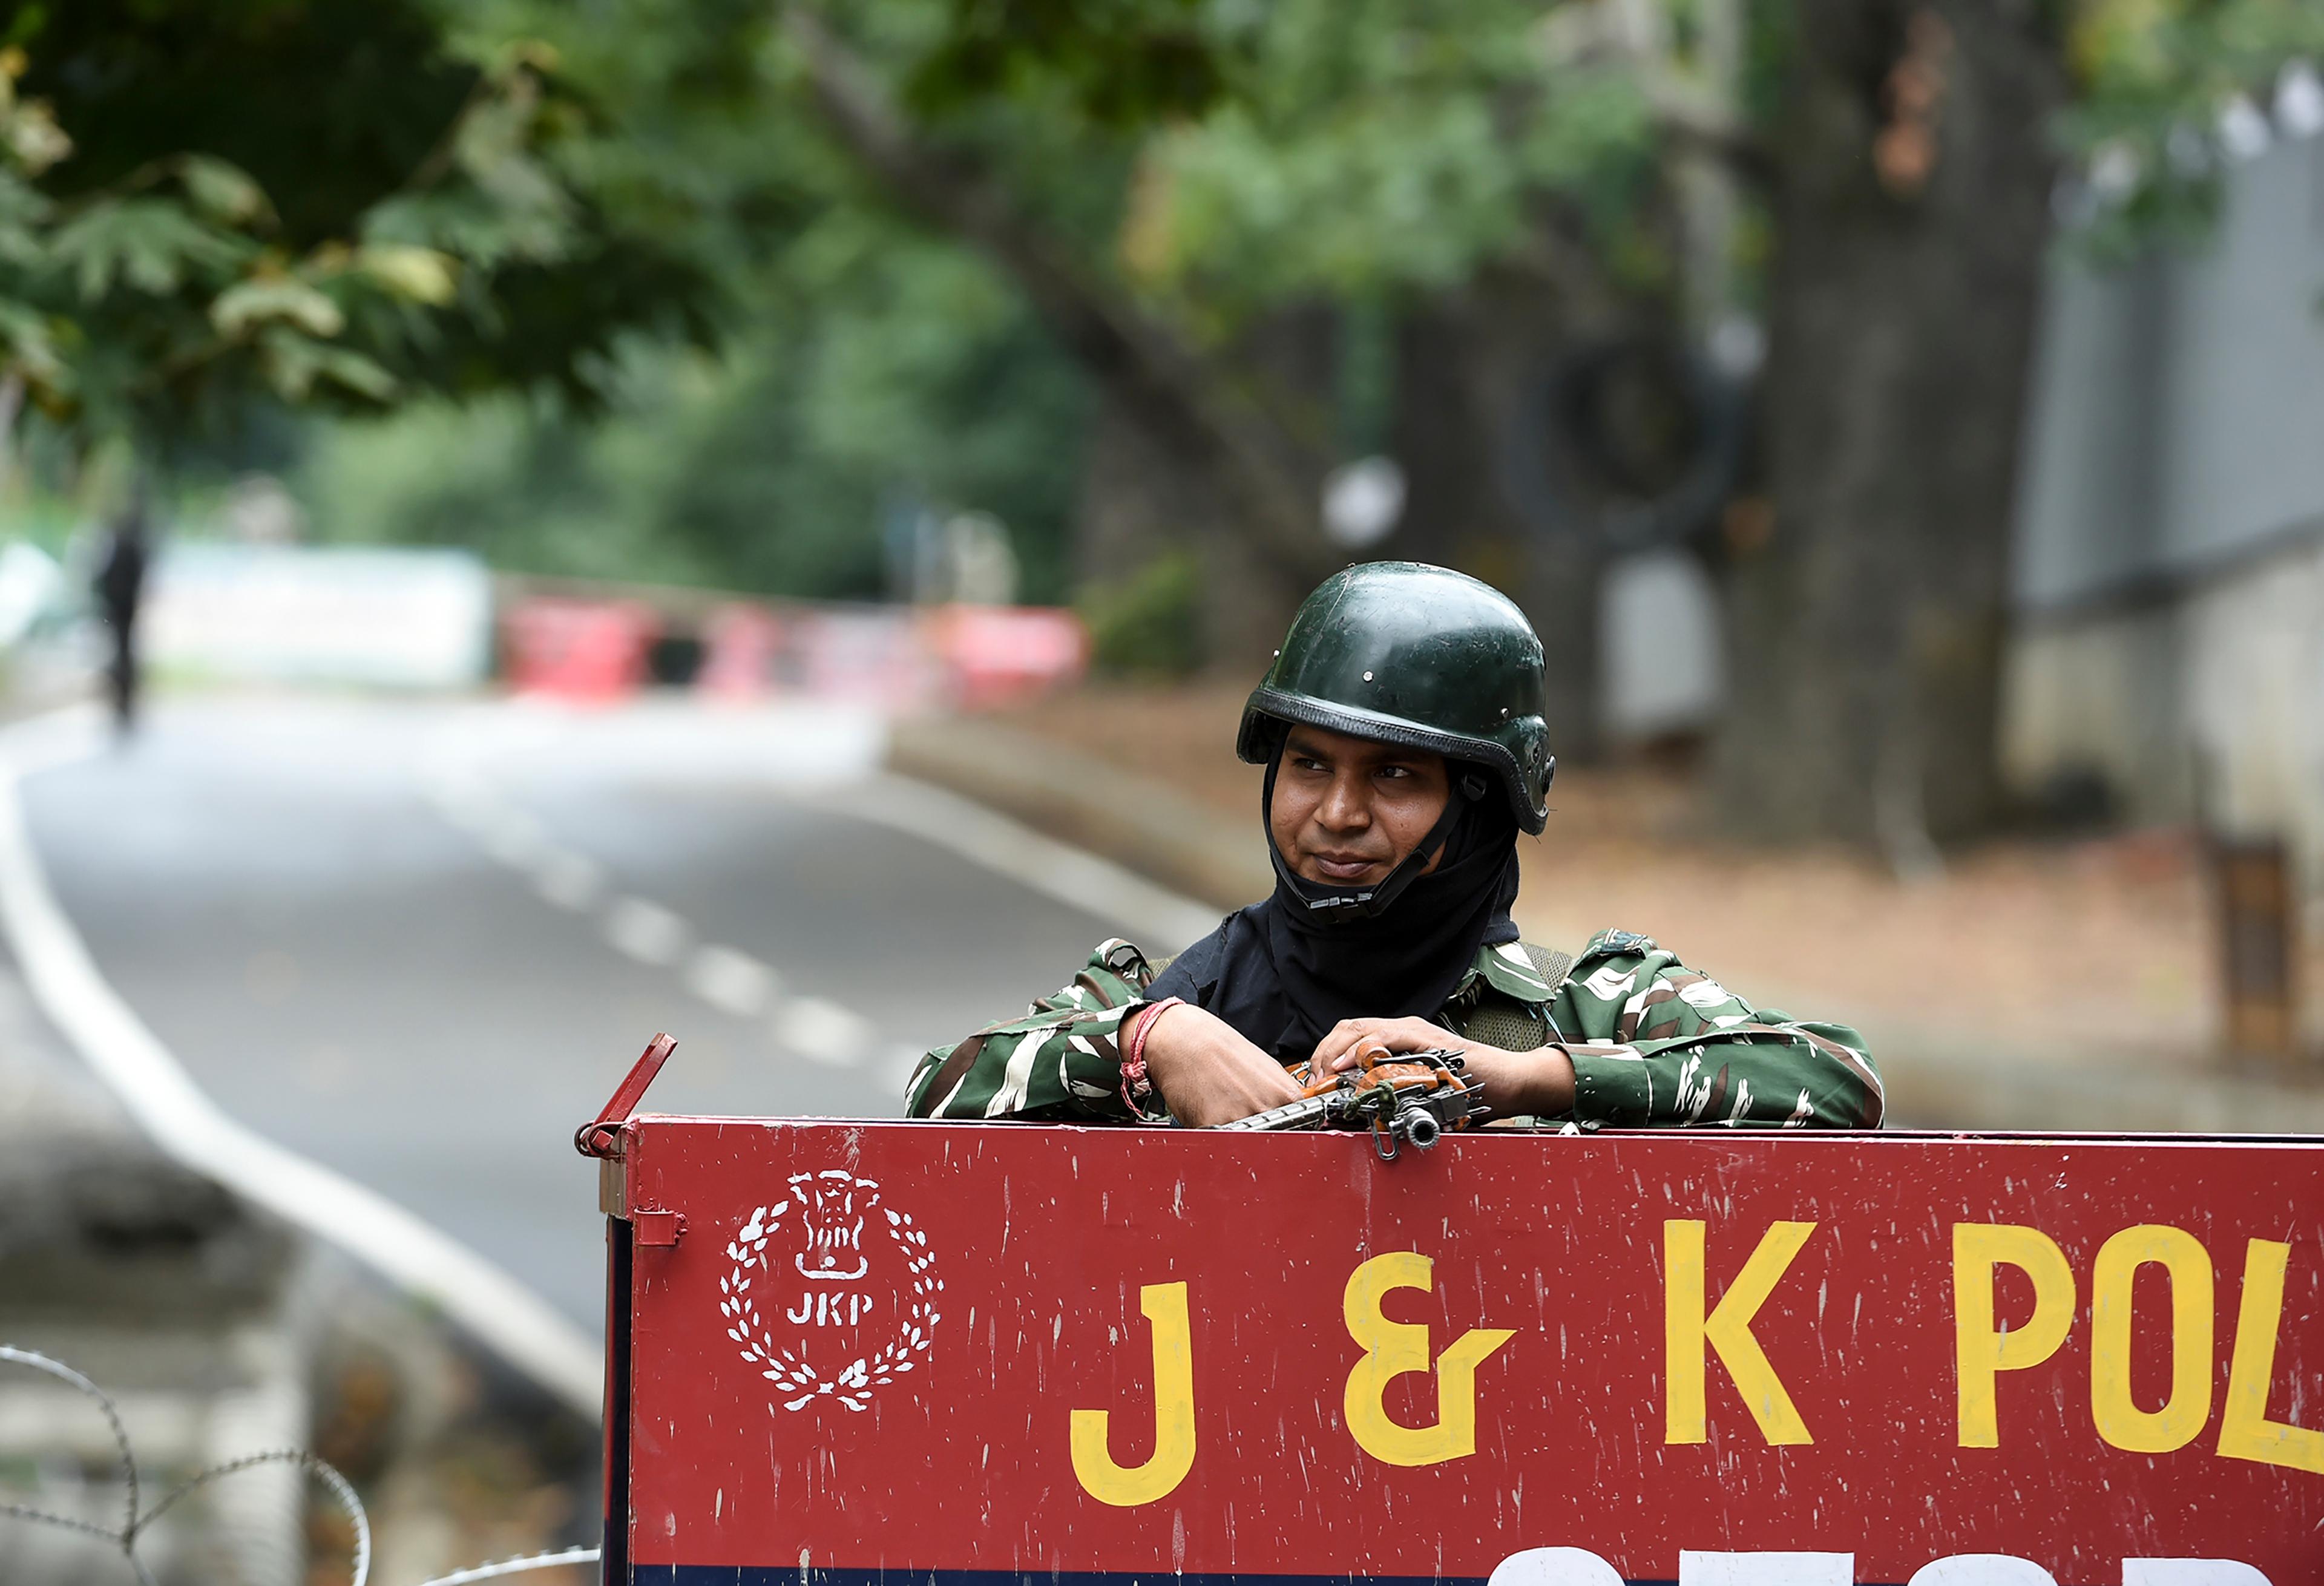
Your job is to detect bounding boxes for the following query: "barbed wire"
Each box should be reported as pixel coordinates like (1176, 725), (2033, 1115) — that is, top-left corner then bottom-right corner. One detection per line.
(0, 1343), (157, 1586)
(413, 1547), (600, 1586)
(1, 1343), (597, 1586)
(1, 1347), (137, 1524)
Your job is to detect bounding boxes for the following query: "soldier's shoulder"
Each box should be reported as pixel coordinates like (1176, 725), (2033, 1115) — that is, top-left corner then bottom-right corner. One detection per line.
(1470, 939), (1572, 1003)
(1466, 935), (1677, 1003)
(1551, 929), (1678, 1006)
(1575, 926), (1661, 963)
(1091, 938), (1155, 983)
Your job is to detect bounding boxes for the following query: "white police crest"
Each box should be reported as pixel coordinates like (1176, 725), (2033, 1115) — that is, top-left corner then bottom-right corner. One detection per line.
(718, 1169), (940, 1412)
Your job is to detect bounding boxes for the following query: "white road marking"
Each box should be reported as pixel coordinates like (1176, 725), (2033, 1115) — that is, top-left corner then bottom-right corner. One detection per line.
(422, 775), (494, 832)
(531, 849), (605, 912)
(474, 805), (553, 870)
(806, 771), (1219, 951)
(602, 896), (690, 966)
(773, 995), (875, 1067)
(422, 703), (908, 1078)
(685, 945), (778, 1018)
(0, 706), (603, 1416)
(422, 701), (1206, 1114)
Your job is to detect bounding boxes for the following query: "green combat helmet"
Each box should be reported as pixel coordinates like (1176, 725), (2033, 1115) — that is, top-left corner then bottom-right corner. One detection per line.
(1236, 561), (1555, 833)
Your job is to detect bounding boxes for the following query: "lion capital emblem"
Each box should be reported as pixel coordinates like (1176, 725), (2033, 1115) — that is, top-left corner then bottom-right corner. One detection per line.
(718, 1169), (940, 1412)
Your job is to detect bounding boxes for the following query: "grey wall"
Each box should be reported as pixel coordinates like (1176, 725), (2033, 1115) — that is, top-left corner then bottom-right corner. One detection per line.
(2015, 129), (2324, 611)
(2005, 123), (2324, 885)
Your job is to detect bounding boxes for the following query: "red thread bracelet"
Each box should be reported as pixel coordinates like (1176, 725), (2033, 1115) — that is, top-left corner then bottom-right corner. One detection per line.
(1119, 997), (1183, 1107)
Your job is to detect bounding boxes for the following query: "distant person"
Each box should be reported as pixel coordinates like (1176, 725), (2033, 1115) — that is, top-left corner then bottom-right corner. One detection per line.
(94, 494), (150, 732)
(905, 561), (1883, 1130)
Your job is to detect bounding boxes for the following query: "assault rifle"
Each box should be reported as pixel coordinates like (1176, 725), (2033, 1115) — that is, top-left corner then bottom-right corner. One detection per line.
(1215, 1040), (1489, 1159)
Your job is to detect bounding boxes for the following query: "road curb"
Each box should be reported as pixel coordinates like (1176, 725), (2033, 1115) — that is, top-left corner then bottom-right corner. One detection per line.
(888, 712), (2324, 1135)
(0, 704), (605, 1415)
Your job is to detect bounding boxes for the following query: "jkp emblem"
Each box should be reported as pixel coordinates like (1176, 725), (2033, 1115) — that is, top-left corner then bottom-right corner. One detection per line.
(719, 1170), (941, 1411)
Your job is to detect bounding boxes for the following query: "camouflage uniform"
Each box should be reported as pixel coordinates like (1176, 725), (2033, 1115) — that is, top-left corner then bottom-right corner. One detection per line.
(904, 928), (1883, 1130)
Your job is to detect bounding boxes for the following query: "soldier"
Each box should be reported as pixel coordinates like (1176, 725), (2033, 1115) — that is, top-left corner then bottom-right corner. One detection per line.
(94, 488), (151, 733)
(905, 562), (1882, 1131)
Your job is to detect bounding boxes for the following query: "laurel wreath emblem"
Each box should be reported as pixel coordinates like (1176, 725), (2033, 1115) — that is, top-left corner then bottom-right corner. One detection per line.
(718, 1177), (942, 1412)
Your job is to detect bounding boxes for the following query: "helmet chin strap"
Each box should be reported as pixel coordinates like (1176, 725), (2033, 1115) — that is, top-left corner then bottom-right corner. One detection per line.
(1269, 770), (1488, 923)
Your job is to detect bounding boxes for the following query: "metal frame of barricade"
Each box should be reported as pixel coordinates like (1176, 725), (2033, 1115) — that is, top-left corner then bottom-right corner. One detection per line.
(582, 1034), (2324, 1586)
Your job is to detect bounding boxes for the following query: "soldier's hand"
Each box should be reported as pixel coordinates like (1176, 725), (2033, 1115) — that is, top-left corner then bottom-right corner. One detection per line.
(1311, 1017), (1575, 1118)
(1311, 1015), (1460, 1075)
(1141, 1003), (1302, 1127)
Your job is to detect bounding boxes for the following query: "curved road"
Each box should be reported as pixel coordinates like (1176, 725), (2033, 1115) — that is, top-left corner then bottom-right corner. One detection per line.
(15, 693), (1175, 1337)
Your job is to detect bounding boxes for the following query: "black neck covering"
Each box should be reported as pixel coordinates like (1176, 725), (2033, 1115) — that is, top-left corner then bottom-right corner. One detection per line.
(1146, 750), (1523, 1061)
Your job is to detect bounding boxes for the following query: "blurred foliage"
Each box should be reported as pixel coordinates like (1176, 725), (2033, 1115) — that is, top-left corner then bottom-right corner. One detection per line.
(1081, 549), (1203, 677)
(1085, 0), (2324, 317)
(301, 238), (1088, 601)
(11, 0), (2321, 605)
(292, 0), (1670, 600)
(1117, 1), (1665, 320)
(2060, 0), (2324, 256)
(287, 0), (1098, 600)
(0, 0), (715, 454)
(904, 0), (1230, 126)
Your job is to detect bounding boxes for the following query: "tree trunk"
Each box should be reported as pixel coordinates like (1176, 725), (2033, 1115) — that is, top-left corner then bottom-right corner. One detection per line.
(1713, 0), (2064, 850)
(1392, 274), (1605, 762)
(1076, 398), (1316, 669)
(1076, 303), (1338, 667)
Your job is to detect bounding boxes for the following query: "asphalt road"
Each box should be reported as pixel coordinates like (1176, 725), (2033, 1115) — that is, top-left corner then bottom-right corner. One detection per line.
(15, 692), (1146, 1334)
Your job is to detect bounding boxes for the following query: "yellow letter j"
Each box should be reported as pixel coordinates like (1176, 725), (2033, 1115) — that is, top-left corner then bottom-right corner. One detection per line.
(1070, 1281), (1198, 1506)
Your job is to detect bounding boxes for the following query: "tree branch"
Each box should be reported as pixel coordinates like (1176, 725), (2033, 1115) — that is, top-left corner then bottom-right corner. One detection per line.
(781, 4), (1334, 585)
(1649, 91), (1776, 187)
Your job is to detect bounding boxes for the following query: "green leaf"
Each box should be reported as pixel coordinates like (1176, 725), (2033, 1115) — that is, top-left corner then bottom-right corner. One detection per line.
(360, 189), (572, 271)
(1, 94), (71, 177)
(256, 323), (395, 401)
(312, 343), (398, 400)
(0, 168), (47, 266)
(49, 197), (249, 301)
(353, 243), (459, 305)
(0, 297), (64, 384)
(211, 275), (346, 339)
(905, 0), (1229, 127)
(179, 155), (269, 226)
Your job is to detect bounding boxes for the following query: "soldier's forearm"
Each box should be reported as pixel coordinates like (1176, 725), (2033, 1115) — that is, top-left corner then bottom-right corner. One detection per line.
(1460, 1040), (1577, 1118)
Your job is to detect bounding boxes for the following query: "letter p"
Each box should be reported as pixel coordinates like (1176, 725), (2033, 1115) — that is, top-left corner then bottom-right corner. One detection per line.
(1954, 1224), (2076, 1447)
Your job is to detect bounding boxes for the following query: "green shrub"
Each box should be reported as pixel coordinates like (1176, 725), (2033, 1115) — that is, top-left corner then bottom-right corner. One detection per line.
(1081, 552), (1203, 678)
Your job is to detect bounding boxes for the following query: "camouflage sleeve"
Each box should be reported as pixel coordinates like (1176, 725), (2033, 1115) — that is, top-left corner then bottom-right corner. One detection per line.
(1549, 930), (1883, 1129)
(903, 940), (1166, 1123)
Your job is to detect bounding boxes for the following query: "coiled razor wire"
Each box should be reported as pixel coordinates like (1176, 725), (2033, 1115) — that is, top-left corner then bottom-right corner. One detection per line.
(1, 1343), (599, 1586)
(2, 1343), (163, 1586)
(412, 1547), (600, 1585)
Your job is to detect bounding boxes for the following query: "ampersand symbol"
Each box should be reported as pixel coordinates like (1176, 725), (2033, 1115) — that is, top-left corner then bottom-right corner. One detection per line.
(1342, 1251), (1514, 1467)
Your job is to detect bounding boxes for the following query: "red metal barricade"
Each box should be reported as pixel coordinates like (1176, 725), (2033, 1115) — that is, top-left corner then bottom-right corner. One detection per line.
(694, 603), (786, 698)
(586, 1072), (2324, 1584)
(502, 597), (657, 700)
(919, 603), (1091, 710)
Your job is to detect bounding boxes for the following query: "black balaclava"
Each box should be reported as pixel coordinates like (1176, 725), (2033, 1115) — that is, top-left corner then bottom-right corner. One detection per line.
(1147, 741), (1523, 1061)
